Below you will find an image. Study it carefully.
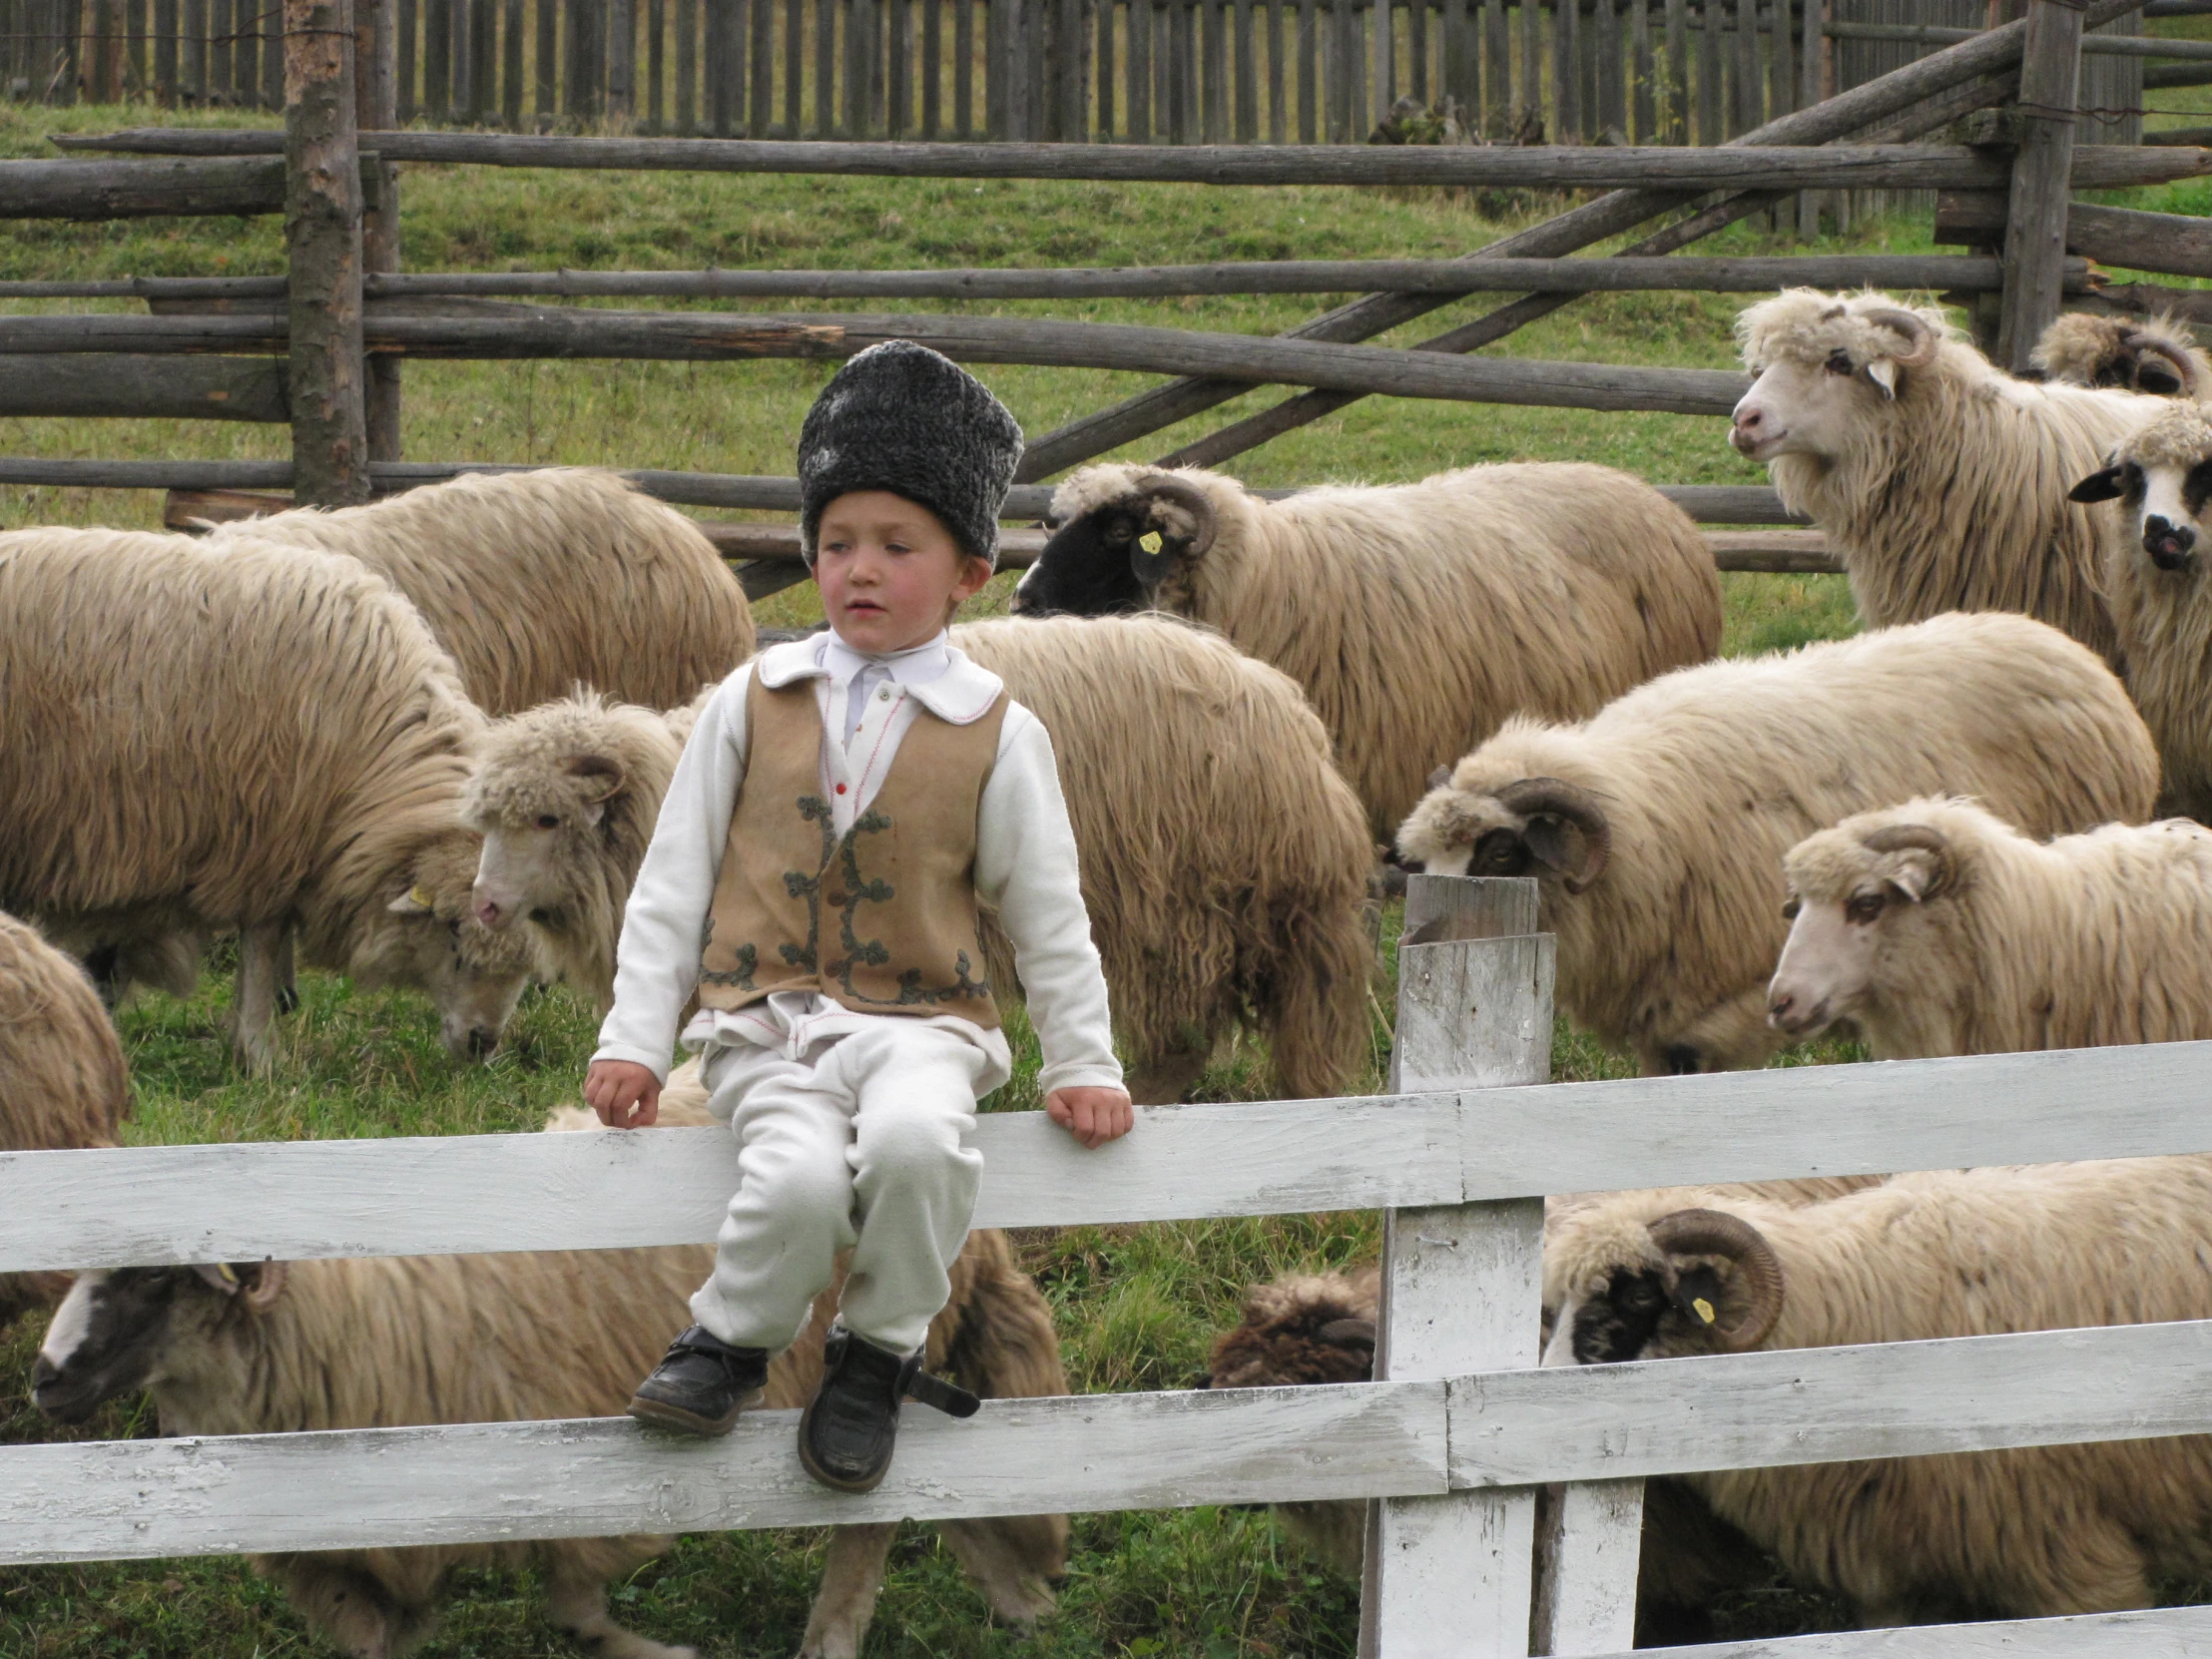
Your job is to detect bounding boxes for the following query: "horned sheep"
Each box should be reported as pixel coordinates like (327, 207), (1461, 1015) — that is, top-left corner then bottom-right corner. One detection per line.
(1009, 461), (1723, 837)
(1731, 289), (2179, 662)
(206, 467), (756, 716)
(1542, 1167), (2212, 1624)
(2032, 311), (2212, 400)
(0, 529), (542, 1068)
(32, 1062), (1068, 1659)
(1770, 797), (2212, 1059)
(465, 615), (1376, 1104)
(1393, 611), (2158, 1075)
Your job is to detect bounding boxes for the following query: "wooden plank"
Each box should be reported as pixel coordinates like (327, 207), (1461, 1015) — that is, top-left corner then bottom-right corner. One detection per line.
(924, 0), (943, 134)
(231, 0), (255, 106)
(283, 0), (369, 509)
(1408, 0), (1426, 101)
(423, 0), (448, 111)
(1733, 0), (1756, 130)
(1555, 0), (1577, 137)
(1768, 0), (1791, 123)
(1235, 0), (1255, 136)
(1600, 0), (1624, 138)
(1399, 871), (1538, 945)
(1996, 0), (2082, 371)
(1297, 0), (1315, 135)
(534, 0), (555, 124)
(1697, 0), (1720, 138)
(1607, 1604), (2212, 1658)
(1631, 0), (1652, 136)
(675, 0), (695, 127)
(607, 0), (635, 115)
(1798, 0), (1820, 233)
(643, 0), (661, 124)
(1203, 0), (1225, 137)
(262, 0), (279, 105)
(208, 0), (228, 99)
(890, 0), (912, 134)
(505, 0), (526, 124)
(1482, 0), (1505, 131)
(1531, 1479), (1644, 1657)
(1368, 0), (1386, 127)
(1127, 0), (1149, 134)
(751, 0), (773, 132)
(395, 0), (414, 116)
(181, 0), (206, 102)
(152, 0), (174, 103)
(0, 1381), (1450, 1566)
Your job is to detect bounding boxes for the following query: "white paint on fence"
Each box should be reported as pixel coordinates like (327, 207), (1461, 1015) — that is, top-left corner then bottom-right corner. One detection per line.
(1617, 1602), (2212, 1656)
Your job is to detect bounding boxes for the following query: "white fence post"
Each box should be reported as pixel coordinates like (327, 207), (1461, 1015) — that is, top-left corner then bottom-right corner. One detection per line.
(1361, 874), (1554, 1659)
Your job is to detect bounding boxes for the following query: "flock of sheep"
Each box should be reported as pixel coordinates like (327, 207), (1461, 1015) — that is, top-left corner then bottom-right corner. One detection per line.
(9, 285), (2212, 1654)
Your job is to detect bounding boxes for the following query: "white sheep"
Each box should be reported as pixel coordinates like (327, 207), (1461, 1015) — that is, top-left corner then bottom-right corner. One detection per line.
(2033, 311), (2212, 400)
(1730, 289), (2178, 663)
(32, 1063), (1068, 1659)
(2067, 401), (2212, 820)
(1393, 611), (2158, 1075)
(0, 528), (543, 1068)
(1770, 797), (2212, 1059)
(1009, 461), (1723, 837)
(1543, 1166), (2212, 1625)
(207, 467), (756, 716)
(465, 616), (1377, 1103)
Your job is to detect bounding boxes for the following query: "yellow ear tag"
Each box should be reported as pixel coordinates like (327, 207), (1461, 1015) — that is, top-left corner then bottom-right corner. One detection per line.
(1138, 531), (1164, 554)
(409, 884), (436, 909)
(216, 1263), (240, 1286)
(1692, 1297), (1717, 1325)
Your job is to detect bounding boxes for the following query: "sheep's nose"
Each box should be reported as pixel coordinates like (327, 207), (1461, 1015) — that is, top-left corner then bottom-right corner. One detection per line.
(466, 1027), (498, 1059)
(1768, 989), (1798, 1025)
(1728, 405), (1766, 453)
(472, 897), (503, 929)
(2146, 516), (2198, 569)
(28, 1355), (57, 1398)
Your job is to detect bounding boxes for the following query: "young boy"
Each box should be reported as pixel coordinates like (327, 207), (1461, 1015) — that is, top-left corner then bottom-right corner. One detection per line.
(584, 341), (1133, 1492)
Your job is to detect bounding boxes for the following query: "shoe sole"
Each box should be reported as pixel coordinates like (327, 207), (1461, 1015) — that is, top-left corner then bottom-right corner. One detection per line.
(796, 1398), (891, 1493)
(627, 1386), (763, 1437)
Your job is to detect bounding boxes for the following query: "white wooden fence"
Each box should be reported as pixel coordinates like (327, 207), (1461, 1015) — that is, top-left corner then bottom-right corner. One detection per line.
(8, 872), (2212, 1656)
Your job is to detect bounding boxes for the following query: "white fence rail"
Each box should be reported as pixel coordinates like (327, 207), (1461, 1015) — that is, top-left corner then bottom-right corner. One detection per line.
(6, 873), (2212, 1658)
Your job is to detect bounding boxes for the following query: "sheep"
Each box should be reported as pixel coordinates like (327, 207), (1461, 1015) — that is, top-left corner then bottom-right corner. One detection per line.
(2067, 402), (2212, 821)
(1393, 611), (2158, 1076)
(205, 467), (756, 717)
(0, 528), (544, 1069)
(2032, 311), (2212, 400)
(464, 615), (1377, 1104)
(1008, 461), (1723, 838)
(0, 910), (132, 1327)
(1542, 1165), (2212, 1626)
(31, 1061), (1069, 1659)
(1770, 797), (2212, 1060)
(1729, 288), (2180, 663)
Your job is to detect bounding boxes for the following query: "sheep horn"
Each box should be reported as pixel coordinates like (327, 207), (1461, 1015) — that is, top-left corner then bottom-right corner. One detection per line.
(2130, 333), (2206, 399)
(1648, 1209), (1785, 1353)
(1862, 823), (1952, 898)
(1135, 474), (1220, 559)
(1493, 777), (1611, 894)
(1317, 1318), (1378, 1348)
(1859, 306), (1939, 370)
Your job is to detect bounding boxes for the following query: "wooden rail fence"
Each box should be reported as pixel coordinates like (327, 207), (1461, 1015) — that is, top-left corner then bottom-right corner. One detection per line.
(10, 874), (2212, 1656)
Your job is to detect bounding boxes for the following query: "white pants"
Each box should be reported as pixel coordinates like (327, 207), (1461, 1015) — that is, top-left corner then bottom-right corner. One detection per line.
(688, 1019), (988, 1354)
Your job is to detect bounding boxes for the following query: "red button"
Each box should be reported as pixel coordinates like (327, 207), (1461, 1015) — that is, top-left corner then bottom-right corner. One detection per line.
(834, 783), (847, 795)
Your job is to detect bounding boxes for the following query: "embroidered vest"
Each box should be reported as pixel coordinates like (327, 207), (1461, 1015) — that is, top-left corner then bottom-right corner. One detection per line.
(696, 670), (1007, 1027)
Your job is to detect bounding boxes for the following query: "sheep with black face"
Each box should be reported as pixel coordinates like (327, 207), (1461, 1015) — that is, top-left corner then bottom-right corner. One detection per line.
(2033, 311), (2211, 400)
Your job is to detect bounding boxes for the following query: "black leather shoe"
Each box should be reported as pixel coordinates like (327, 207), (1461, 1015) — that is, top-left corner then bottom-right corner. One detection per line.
(798, 1327), (981, 1493)
(628, 1326), (771, 1436)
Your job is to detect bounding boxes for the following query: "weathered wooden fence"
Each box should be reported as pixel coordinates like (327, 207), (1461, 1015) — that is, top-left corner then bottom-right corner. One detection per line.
(9, 874), (2212, 1656)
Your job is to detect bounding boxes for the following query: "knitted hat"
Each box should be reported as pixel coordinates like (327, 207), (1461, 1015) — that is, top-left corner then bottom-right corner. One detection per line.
(797, 340), (1025, 569)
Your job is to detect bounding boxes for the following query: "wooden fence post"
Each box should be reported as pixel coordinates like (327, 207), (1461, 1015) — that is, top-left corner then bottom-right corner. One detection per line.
(285, 0), (370, 505)
(1360, 874), (1553, 1659)
(356, 0), (400, 463)
(1995, 0), (2083, 370)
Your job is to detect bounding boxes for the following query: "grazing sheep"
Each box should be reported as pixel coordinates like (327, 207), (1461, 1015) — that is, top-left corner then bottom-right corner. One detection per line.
(1542, 1167), (2212, 1625)
(2033, 311), (2212, 400)
(32, 1062), (1068, 1659)
(1394, 611), (2157, 1075)
(207, 467), (755, 716)
(0, 528), (542, 1068)
(1770, 797), (2212, 1059)
(1730, 289), (2178, 662)
(466, 616), (1375, 1103)
(2068, 402), (2212, 820)
(1009, 462), (1723, 836)
(0, 911), (131, 1327)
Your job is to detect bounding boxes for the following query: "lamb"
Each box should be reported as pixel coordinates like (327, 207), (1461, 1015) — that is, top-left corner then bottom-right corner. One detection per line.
(31, 1061), (1069, 1659)
(1542, 1166), (2212, 1625)
(2067, 402), (2212, 820)
(205, 467), (756, 716)
(1008, 461), (1723, 837)
(0, 910), (132, 1328)
(0, 528), (543, 1068)
(1393, 611), (2158, 1075)
(465, 615), (1376, 1103)
(1770, 797), (2212, 1059)
(2032, 311), (2212, 399)
(1730, 289), (2179, 663)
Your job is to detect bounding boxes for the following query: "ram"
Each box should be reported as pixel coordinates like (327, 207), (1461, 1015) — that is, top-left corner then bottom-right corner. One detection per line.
(2032, 311), (2212, 399)
(1009, 461), (1722, 836)
(1544, 1168), (2212, 1625)
(1730, 289), (2176, 662)
(1394, 611), (2156, 1074)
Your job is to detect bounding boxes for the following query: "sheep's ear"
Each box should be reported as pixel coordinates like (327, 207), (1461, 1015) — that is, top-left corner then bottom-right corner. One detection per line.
(1670, 1265), (1726, 1329)
(387, 883), (436, 915)
(566, 754), (625, 805)
(239, 1260), (288, 1313)
(1888, 856), (1938, 902)
(1128, 526), (1176, 589)
(192, 1263), (244, 1296)
(1866, 358), (1900, 398)
(1317, 1318), (1377, 1348)
(2069, 464), (2128, 504)
(1425, 764), (1452, 791)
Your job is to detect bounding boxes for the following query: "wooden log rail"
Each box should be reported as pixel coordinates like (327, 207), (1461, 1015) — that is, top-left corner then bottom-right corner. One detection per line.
(1936, 197), (2212, 281)
(1829, 20), (2212, 57)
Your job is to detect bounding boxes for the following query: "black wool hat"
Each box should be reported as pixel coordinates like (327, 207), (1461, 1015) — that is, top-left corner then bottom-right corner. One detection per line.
(797, 340), (1025, 569)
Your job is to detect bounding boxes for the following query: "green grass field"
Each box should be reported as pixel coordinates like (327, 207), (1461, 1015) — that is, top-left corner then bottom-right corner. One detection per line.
(0, 82), (2203, 1654)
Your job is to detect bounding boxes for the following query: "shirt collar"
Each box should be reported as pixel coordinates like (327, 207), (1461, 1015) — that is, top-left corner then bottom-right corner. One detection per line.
(756, 629), (1004, 725)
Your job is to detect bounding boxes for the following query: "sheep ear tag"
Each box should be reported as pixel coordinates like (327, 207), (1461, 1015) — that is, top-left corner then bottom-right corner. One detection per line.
(1867, 359), (1900, 398)
(192, 1263), (244, 1296)
(1671, 1266), (1726, 1329)
(388, 883), (437, 915)
(1129, 527), (1175, 588)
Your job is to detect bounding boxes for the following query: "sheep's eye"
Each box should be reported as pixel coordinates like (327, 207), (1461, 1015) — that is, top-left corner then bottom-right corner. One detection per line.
(1619, 1280), (1665, 1314)
(1781, 897), (1801, 920)
(1845, 891), (1887, 925)
(1826, 349), (1855, 376)
(1104, 516), (1136, 544)
(535, 814), (561, 830)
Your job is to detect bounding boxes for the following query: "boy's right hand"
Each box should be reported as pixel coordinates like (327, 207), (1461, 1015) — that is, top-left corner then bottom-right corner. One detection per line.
(585, 1059), (662, 1128)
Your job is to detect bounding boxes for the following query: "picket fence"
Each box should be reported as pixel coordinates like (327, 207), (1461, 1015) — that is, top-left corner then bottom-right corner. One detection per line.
(7, 872), (2212, 1655)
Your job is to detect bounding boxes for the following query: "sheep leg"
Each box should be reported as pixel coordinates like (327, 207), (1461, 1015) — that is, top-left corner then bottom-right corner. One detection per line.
(797, 1523), (897, 1659)
(938, 1516), (1062, 1627)
(228, 921), (287, 1072)
(274, 923), (298, 1016)
(276, 1558), (412, 1659)
(1123, 1039), (1213, 1105)
(542, 1556), (697, 1659)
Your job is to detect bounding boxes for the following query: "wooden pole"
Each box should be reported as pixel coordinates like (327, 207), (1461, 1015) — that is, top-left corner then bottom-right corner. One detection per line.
(1996, 0), (2084, 370)
(284, 0), (370, 505)
(356, 0), (400, 463)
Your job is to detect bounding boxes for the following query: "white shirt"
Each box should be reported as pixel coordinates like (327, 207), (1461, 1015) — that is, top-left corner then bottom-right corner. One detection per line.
(593, 630), (1124, 1100)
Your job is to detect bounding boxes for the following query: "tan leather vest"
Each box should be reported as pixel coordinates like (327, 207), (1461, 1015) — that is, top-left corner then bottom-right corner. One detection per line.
(696, 670), (1007, 1027)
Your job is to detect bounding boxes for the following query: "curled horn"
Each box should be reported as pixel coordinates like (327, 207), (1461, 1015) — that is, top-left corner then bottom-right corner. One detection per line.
(1859, 306), (1939, 370)
(1861, 823), (1953, 898)
(1493, 777), (1611, 894)
(1135, 474), (1220, 559)
(2130, 332), (2208, 399)
(1648, 1209), (1785, 1353)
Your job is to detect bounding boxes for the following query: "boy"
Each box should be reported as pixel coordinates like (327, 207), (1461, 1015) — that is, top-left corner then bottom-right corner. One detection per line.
(584, 341), (1133, 1493)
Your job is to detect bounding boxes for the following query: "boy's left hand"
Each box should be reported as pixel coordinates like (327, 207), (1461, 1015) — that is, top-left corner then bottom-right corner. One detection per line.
(1046, 1086), (1134, 1149)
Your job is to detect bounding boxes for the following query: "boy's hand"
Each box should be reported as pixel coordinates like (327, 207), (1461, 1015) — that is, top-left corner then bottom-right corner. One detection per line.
(585, 1059), (662, 1128)
(1046, 1085), (1134, 1149)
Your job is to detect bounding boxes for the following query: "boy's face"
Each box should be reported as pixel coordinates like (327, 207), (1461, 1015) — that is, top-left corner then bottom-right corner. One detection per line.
(815, 491), (994, 654)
